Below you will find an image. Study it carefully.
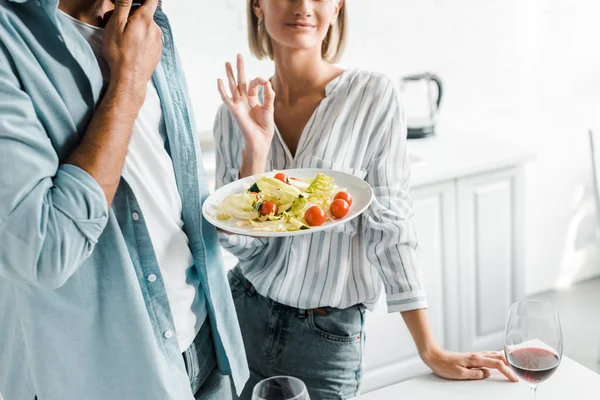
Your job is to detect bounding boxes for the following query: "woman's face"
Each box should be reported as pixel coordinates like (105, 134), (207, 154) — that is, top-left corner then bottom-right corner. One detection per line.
(254, 0), (343, 54)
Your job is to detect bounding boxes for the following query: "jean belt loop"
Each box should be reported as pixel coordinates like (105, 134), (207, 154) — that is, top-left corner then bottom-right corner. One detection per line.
(297, 308), (307, 319)
(244, 280), (253, 295)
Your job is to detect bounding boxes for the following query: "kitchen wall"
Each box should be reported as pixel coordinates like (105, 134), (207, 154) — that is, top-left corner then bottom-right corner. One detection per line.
(163, 0), (600, 295)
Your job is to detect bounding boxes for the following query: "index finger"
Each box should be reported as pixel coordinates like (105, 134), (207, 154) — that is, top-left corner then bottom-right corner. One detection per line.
(469, 356), (518, 382)
(480, 351), (509, 366)
(112, 0), (133, 24)
(139, 0), (159, 16)
(237, 54), (247, 95)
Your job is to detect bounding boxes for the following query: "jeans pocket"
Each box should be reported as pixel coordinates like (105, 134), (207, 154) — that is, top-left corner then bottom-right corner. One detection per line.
(227, 269), (246, 299)
(307, 306), (363, 343)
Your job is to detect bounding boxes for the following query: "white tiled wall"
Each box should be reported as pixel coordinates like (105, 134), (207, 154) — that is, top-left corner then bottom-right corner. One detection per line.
(164, 1), (600, 295)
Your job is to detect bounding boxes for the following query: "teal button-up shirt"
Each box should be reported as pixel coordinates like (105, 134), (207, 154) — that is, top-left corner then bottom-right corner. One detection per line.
(0, 1), (249, 399)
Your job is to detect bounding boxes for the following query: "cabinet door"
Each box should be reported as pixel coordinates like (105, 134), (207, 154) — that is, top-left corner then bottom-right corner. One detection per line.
(362, 181), (459, 393)
(457, 167), (525, 352)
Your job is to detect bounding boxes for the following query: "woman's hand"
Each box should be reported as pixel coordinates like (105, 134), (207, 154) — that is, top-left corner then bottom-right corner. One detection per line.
(421, 349), (519, 382)
(400, 310), (518, 382)
(218, 54), (275, 178)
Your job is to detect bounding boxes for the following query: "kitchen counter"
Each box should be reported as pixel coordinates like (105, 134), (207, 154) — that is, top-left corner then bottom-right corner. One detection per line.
(360, 355), (600, 399)
(408, 133), (535, 188)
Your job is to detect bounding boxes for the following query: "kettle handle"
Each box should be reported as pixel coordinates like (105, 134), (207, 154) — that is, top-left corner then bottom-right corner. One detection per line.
(401, 73), (443, 109)
(428, 73), (443, 109)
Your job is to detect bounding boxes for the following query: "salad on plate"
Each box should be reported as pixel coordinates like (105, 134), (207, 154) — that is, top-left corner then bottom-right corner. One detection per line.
(215, 171), (353, 233)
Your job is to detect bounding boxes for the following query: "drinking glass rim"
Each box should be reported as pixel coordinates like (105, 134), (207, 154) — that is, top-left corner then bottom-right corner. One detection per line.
(252, 376), (308, 400)
(510, 299), (558, 318)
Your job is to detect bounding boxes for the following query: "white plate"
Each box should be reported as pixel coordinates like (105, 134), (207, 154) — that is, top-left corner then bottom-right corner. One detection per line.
(202, 168), (374, 237)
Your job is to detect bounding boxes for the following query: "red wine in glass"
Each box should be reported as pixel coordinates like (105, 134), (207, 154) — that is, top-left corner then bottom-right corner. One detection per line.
(507, 347), (560, 384)
(504, 300), (563, 400)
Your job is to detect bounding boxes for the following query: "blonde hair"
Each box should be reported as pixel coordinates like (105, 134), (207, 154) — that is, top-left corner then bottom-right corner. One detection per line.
(247, 0), (347, 63)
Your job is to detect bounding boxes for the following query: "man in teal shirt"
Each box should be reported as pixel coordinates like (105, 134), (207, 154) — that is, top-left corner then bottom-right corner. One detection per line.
(0, 0), (248, 399)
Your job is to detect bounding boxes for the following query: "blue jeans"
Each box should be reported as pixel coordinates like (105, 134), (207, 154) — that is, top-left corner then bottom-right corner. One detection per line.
(229, 267), (365, 400)
(183, 321), (232, 399)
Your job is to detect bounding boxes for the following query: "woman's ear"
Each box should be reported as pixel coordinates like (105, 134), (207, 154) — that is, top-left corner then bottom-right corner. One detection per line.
(253, 0), (264, 19)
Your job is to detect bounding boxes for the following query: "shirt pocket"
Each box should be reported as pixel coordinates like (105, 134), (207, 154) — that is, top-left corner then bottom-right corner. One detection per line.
(298, 156), (367, 236)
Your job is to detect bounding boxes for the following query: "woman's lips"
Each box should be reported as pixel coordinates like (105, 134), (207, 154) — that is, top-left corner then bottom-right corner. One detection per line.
(285, 23), (316, 30)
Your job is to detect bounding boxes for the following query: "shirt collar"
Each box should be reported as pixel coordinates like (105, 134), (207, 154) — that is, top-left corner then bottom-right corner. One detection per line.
(8, 0), (60, 15)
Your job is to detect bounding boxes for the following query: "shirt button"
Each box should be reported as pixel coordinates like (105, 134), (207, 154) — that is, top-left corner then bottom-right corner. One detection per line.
(147, 274), (157, 283)
(57, 35), (64, 43)
(164, 330), (173, 339)
(35, 0), (41, 6)
(132, 212), (140, 221)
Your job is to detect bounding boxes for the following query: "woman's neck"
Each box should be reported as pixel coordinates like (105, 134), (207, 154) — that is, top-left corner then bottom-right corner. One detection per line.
(271, 45), (342, 106)
(58, 0), (114, 27)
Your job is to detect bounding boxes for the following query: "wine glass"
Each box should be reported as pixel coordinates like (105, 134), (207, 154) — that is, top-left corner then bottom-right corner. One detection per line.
(504, 300), (563, 399)
(252, 376), (310, 400)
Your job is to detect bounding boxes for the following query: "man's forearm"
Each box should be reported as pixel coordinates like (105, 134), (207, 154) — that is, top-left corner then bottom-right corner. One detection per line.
(66, 80), (145, 206)
(401, 308), (442, 361)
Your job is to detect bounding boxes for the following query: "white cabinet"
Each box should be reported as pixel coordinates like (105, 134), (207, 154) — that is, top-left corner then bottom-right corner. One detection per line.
(362, 157), (528, 394)
(457, 167), (525, 352)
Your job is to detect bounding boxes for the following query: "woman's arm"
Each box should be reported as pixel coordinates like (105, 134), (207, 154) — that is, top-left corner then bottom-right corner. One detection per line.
(362, 76), (517, 382)
(217, 54), (275, 179)
(361, 79), (426, 313)
(213, 55), (275, 260)
(402, 309), (518, 381)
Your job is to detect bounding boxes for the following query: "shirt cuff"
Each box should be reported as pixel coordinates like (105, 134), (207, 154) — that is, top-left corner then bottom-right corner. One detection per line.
(52, 164), (109, 243)
(218, 230), (242, 248)
(386, 291), (428, 313)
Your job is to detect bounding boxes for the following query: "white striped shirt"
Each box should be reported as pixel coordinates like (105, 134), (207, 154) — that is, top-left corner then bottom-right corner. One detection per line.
(214, 69), (427, 313)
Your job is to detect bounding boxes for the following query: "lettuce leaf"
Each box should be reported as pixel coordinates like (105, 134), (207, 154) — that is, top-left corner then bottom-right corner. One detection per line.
(285, 196), (308, 218)
(256, 176), (302, 207)
(219, 193), (260, 220)
(305, 173), (335, 194)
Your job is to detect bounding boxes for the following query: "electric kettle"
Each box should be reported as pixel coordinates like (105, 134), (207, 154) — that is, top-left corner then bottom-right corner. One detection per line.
(400, 73), (443, 139)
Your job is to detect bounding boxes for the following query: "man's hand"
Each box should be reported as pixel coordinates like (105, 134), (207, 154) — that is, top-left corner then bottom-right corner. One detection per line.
(103, 0), (163, 100)
(66, 0), (163, 205)
(421, 348), (519, 382)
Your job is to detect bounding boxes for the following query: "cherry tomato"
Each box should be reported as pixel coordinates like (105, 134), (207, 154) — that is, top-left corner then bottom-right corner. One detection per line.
(330, 199), (350, 219)
(274, 173), (288, 184)
(334, 191), (352, 207)
(304, 205), (326, 226)
(260, 201), (278, 216)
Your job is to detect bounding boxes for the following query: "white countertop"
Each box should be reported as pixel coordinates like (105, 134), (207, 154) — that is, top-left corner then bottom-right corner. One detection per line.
(359, 356), (600, 400)
(408, 133), (535, 188)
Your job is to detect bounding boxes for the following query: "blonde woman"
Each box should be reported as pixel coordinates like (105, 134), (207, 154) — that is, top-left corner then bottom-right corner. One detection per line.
(214, 1), (518, 398)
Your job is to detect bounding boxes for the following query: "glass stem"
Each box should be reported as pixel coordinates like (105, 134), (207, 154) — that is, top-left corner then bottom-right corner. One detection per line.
(530, 384), (537, 400)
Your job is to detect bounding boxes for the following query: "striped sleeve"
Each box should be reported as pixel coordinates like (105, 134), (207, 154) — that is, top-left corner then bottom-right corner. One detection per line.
(213, 104), (269, 259)
(362, 83), (427, 313)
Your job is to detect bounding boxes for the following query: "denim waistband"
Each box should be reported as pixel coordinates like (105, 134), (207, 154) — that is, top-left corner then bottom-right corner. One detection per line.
(231, 267), (366, 318)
